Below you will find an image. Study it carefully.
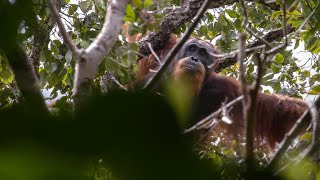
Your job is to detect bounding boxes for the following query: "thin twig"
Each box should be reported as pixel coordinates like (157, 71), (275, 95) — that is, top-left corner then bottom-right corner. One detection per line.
(287, 0), (299, 11)
(147, 42), (162, 65)
(238, 33), (248, 103)
(239, 0), (272, 48)
(265, 0), (288, 55)
(238, 33), (255, 173)
(221, 99), (233, 124)
(122, 46), (147, 58)
(110, 75), (128, 91)
(183, 95), (244, 134)
(143, 0), (211, 90)
(48, 0), (80, 57)
(209, 44), (266, 59)
(297, 2), (319, 32)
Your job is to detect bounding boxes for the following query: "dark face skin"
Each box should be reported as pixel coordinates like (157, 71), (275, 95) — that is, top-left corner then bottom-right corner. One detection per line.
(175, 38), (217, 73)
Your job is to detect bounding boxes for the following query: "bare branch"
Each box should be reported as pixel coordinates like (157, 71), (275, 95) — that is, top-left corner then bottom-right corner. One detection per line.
(217, 25), (294, 71)
(265, 0), (288, 55)
(209, 44), (266, 59)
(143, 0), (211, 90)
(110, 75), (128, 91)
(221, 100), (233, 124)
(138, 0), (280, 57)
(183, 95), (244, 134)
(287, 0), (299, 11)
(72, 0), (129, 110)
(28, 3), (55, 78)
(238, 33), (248, 103)
(147, 42), (161, 65)
(297, 1), (319, 32)
(237, 33), (255, 172)
(48, 0), (80, 57)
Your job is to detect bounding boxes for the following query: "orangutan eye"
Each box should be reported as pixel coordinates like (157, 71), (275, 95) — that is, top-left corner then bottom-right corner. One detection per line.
(188, 44), (197, 51)
(199, 48), (208, 56)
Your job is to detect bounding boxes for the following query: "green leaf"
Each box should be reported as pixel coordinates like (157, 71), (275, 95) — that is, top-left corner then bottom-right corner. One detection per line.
(294, 40), (299, 49)
(40, 52), (47, 62)
(143, 0), (152, 9)
(218, 15), (227, 26)
(306, 37), (317, 50)
(271, 63), (281, 73)
(65, 50), (72, 64)
(0, 68), (13, 84)
(124, 5), (135, 22)
(133, 0), (142, 9)
(49, 62), (58, 73)
(301, 70), (310, 77)
(226, 9), (238, 18)
(48, 73), (58, 86)
(308, 84), (320, 94)
(53, 54), (64, 60)
(311, 40), (320, 54)
(80, 41), (90, 48)
(68, 4), (78, 15)
(274, 53), (284, 64)
(271, 11), (282, 20)
(263, 73), (274, 81)
(214, 21), (223, 32)
(53, 40), (62, 46)
(79, 1), (91, 13)
(300, 132), (312, 143)
(234, 19), (241, 30)
(50, 44), (59, 54)
(288, 18), (303, 28)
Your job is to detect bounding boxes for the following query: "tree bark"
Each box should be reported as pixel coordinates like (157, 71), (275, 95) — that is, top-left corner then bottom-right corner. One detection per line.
(5, 44), (48, 113)
(28, 2), (55, 78)
(217, 25), (295, 71)
(72, 0), (129, 111)
(137, 0), (280, 58)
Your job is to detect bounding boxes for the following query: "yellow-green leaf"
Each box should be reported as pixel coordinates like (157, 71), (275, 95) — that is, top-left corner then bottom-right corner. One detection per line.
(143, 0), (152, 9)
(274, 53), (284, 64)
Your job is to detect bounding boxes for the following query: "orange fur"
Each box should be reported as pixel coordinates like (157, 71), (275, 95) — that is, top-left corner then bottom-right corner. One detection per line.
(197, 73), (307, 148)
(137, 37), (308, 148)
(172, 59), (206, 96)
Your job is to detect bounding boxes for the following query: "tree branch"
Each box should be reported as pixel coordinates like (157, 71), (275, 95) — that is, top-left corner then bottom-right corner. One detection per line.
(5, 44), (49, 113)
(216, 25), (294, 71)
(239, 0), (272, 48)
(73, 0), (129, 110)
(0, 1), (48, 113)
(183, 95), (244, 133)
(28, 0), (55, 78)
(48, 0), (80, 57)
(237, 33), (256, 173)
(137, 0), (280, 57)
(49, 0), (129, 111)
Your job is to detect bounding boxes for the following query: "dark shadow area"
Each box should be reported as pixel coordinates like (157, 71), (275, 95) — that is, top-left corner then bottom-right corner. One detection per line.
(0, 91), (223, 180)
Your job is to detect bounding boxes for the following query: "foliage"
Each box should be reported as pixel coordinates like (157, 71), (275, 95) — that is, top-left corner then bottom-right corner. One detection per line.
(0, 0), (320, 179)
